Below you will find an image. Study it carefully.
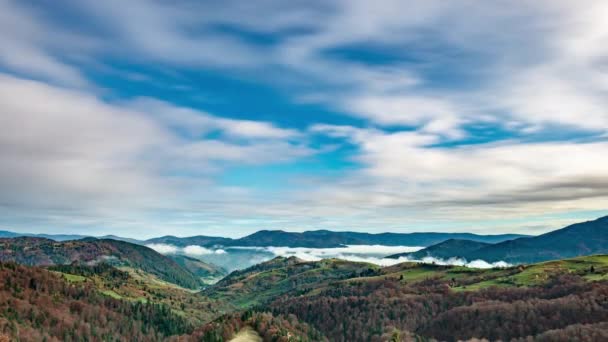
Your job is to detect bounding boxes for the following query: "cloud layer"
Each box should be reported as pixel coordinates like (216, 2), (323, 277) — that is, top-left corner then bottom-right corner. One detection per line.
(148, 243), (510, 269)
(1, 1), (607, 237)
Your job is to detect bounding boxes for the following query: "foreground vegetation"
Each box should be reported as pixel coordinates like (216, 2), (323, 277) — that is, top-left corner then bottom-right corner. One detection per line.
(1, 254), (608, 341)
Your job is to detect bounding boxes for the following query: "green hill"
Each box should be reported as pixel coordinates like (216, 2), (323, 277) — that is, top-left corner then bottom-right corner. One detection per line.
(0, 237), (203, 289)
(205, 256), (381, 307)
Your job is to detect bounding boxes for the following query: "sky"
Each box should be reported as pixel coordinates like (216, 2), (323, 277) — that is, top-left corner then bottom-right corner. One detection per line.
(1, 0), (608, 238)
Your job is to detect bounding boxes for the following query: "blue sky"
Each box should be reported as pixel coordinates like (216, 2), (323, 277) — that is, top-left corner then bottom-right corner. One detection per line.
(1, 0), (607, 238)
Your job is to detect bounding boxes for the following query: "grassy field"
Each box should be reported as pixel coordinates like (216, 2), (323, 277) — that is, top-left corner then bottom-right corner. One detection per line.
(61, 273), (87, 283)
(101, 290), (122, 299)
(379, 254), (608, 292)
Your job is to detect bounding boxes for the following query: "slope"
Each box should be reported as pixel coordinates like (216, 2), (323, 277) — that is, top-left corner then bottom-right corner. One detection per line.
(465, 215), (608, 263)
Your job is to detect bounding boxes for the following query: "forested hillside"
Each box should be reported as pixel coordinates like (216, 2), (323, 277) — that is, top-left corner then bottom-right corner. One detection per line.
(2, 250), (608, 341)
(205, 255), (608, 341)
(0, 237), (203, 289)
(0, 262), (191, 341)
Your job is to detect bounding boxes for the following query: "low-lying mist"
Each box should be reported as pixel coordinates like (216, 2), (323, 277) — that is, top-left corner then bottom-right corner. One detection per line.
(146, 243), (512, 271)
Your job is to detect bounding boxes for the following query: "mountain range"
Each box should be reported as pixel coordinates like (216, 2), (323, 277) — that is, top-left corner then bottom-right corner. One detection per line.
(389, 215), (608, 263)
(0, 228), (526, 248)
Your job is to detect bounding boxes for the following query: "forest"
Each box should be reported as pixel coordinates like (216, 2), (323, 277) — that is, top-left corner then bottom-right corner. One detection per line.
(2, 255), (608, 341)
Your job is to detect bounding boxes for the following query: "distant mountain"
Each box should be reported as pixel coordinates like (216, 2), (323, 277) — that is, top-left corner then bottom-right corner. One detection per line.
(0, 230), (143, 243)
(387, 239), (492, 260)
(0, 237), (202, 289)
(145, 235), (231, 247)
(0, 229), (526, 248)
(0, 230), (89, 241)
(99, 235), (144, 244)
(0, 230), (19, 238)
(463, 216), (608, 263)
(229, 230), (526, 248)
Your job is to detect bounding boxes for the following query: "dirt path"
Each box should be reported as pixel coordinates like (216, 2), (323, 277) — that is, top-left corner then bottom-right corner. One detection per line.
(229, 326), (262, 342)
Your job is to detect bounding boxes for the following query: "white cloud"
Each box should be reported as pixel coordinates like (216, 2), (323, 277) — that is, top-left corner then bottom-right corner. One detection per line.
(193, 245), (509, 269)
(0, 0), (94, 87)
(146, 243), (226, 256)
(146, 243), (178, 254)
(3, 0), (608, 237)
(392, 256), (511, 269)
(0, 73), (315, 235)
(308, 125), (608, 221)
(183, 245), (215, 256)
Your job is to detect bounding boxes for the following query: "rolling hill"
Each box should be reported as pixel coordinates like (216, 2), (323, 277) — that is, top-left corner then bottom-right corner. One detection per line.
(0, 237), (203, 289)
(203, 254), (608, 341)
(205, 256), (381, 307)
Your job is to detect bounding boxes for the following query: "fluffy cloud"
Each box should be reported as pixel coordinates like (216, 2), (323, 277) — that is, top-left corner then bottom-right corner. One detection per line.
(146, 244), (226, 256)
(145, 243), (178, 254)
(4, 0), (608, 135)
(2, 0), (608, 236)
(0, 74), (314, 235)
(305, 125), (608, 223)
(394, 256), (511, 269)
(154, 244), (509, 269)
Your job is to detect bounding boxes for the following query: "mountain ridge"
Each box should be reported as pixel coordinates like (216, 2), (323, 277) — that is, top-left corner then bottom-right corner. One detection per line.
(385, 215), (608, 264)
(464, 215), (608, 263)
(0, 228), (528, 248)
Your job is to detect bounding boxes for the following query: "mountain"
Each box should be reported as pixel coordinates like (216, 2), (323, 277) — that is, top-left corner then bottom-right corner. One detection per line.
(464, 216), (608, 263)
(229, 230), (526, 248)
(169, 254), (227, 283)
(0, 237), (203, 289)
(387, 238), (492, 259)
(145, 234), (231, 247)
(0, 228), (527, 248)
